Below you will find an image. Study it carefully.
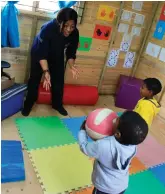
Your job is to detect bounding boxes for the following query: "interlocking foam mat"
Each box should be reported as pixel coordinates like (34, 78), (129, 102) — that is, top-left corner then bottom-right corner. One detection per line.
(1, 140), (25, 183)
(15, 116), (76, 150)
(29, 144), (93, 194)
(15, 116), (165, 194)
(136, 134), (165, 167)
(149, 163), (165, 187)
(125, 170), (165, 194)
(62, 116), (93, 142)
(129, 157), (147, 175)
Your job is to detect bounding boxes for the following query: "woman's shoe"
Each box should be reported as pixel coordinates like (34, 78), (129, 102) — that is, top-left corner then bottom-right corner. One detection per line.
(53, 106), (68, 116)
(21, 108), (31, 116)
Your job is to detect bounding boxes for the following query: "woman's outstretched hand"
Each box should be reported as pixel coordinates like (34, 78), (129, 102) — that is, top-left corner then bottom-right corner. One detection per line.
(70, 65), (79, 79)
(43, 71), (51, 91)
(68, 59), (79, 79)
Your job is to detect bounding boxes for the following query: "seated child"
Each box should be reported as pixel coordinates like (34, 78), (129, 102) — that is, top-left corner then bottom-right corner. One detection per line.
(78, 111), (148, 194)
(134, 78), (162, 127)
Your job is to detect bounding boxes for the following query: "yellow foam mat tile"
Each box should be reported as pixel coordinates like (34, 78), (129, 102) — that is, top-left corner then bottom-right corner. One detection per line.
(29, 144), (93, 194)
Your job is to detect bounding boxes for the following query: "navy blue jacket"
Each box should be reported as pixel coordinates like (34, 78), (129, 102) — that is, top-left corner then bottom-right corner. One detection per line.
(31, 19), (79, 66)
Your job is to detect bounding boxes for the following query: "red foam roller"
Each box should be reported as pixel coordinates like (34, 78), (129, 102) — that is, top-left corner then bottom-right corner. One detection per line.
(37, 83), (51, 104)
(37, 83), (99, 105)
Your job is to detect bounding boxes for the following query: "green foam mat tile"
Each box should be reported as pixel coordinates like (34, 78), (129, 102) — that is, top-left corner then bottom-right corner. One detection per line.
(125, 170), (165, 194)
(15, 116), (76, 150)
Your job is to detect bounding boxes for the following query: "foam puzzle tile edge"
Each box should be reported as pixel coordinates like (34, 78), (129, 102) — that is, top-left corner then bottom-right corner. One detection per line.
(15, 124), (28, 150)
(27, 146), (93, 194)
(129, 168), (148, 176)
(60, 116), (87, 142)
(15, 116), (77, 150)
(149, 163), (165, 169)
(61, 122), (78, 141)
(60, 121), (78, 141)
(27, 143), (78, 151)
(28, 151), (47, 193)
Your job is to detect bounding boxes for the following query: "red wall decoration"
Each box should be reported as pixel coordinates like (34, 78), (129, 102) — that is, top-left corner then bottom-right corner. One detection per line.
(159, 4), (165, 21)
(93, 24), (112, 40)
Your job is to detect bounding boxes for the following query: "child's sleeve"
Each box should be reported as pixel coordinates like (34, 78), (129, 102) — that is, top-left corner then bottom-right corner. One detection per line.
(65, 29), (79, 61)
(134, 100), (154, 127)
(78, 130), (99, 159)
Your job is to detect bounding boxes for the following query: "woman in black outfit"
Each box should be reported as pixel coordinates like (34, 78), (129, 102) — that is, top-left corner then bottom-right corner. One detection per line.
(22, 8), (79, 116)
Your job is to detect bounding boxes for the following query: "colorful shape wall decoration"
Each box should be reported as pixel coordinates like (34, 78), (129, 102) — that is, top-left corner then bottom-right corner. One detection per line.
(107, 49), (120, 67)
(146, 42), (161, 58)
(159, 48), (165, 62)
(118, 23), (129, 34)
(131, 26), (141, 36)
(123, 52), (136, 68)
(78, 37), (92, 52)
(120, 33), (132, 52)
(134, 13), (145, 25)
(121, 10), (133, 22)
(159, 4), (165, 21)
(93, 24), (112, 40)
(153, 20), (165, 40)
(132, 1), (143, 11)
(97, 5), (116, 22)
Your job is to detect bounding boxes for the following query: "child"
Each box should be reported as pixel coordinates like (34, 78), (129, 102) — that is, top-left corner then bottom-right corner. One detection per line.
(78, 111), (148, 194)
(134, 78), (162, 127)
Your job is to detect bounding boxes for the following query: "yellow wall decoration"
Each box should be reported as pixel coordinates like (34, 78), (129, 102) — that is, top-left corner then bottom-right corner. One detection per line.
(97, 5), (116, 22)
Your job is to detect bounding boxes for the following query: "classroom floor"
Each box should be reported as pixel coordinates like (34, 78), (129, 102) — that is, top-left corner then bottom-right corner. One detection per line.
(1, 95), (165, 194)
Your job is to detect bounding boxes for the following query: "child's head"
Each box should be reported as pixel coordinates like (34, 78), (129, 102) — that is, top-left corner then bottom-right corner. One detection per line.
(114, 111), (148, 145)
(140, 78), (162, 98)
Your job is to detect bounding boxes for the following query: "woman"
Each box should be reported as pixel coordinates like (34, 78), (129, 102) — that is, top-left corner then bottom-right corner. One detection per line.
(22, 8), (79, 116)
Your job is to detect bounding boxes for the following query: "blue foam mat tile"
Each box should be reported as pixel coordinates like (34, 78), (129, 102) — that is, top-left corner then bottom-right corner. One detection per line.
(1, 140), (25, 183)
(149, 163), (165, 187)
(117, 112), (123, 117)
(62, 116), (93, 142)
(62, 112), (123, 143)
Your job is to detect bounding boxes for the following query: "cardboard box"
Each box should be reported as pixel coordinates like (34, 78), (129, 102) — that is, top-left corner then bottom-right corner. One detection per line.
(1, 76), (15, 90)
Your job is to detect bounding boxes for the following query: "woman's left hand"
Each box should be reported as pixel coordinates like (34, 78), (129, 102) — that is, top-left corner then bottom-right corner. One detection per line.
(68, 59), (79, 79)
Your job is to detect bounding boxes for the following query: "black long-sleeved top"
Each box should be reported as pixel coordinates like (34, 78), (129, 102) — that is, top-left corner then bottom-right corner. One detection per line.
(31, 19), (79, 66)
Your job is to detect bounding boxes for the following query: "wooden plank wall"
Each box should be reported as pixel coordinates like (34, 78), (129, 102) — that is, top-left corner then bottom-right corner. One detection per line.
(1, 1), (157, 94)
(135, 2), (165, 120)
(99, 1), (154, 94)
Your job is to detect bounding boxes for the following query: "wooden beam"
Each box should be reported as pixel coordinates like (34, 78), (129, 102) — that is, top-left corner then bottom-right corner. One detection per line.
(131, 2), (160, 77)
(97, 1), (124, 92)
(159, 86), (165, 103)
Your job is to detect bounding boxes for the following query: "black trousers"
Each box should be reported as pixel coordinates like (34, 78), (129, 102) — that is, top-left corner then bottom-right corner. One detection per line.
(23, 59), (65, 111)
(92, 188), (125, 194)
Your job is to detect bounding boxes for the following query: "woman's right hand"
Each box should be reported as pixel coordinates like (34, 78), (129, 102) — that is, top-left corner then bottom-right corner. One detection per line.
(43, 71), (51, 91)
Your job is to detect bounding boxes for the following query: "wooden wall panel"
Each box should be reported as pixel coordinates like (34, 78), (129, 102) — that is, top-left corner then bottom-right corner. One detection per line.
(2, 1), (162, 102)
(72, 1), (120, 87)
(99, 1), (154, 94)
(135, 2), (165, 119)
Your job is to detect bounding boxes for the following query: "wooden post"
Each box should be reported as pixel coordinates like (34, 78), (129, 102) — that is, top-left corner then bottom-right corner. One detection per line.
(98, 1), (124, 92)
(24, 1), (39, 82)
(159, 86), (165, 103)
(131, 2), (160, 77)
